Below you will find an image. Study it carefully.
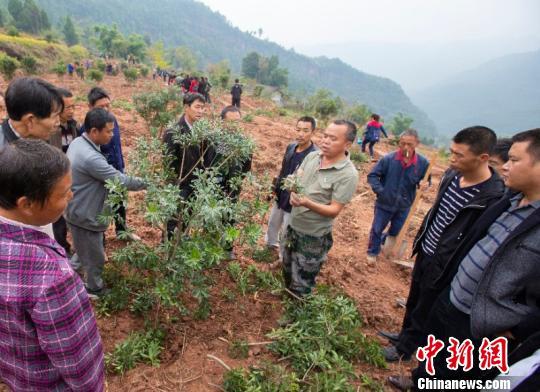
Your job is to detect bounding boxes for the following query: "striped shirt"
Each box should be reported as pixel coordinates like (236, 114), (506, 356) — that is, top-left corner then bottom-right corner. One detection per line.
(450, 194), (539, 314)
(0, 221), (104, 391)
(421, 175), (482, 256)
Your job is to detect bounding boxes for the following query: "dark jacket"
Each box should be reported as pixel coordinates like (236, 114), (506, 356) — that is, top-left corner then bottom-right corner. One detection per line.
(49, 120), (79, 153)
(163, 115), (217, 198)
(363, 120), (388, 142)
(275, 142), (318, 213)
(367, 150), (429, 212)
(0, 118), (20, 147)
(412, 168), (505, 285)
(221, 156), (252, 201)
(460, 193), (540, 340)
(231, 83), (242, 98)
(79, 118), (125, 172)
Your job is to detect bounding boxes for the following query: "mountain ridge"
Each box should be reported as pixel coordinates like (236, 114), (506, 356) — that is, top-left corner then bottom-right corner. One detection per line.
(21, 0), (438, 137)
(412, 49), (540, 135)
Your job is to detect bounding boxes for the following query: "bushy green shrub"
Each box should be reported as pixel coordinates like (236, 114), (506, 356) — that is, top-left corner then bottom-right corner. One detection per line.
(7, 26), (19, 37)
(123, 67), (138, 83)
(95, 59), (106, 72)
(51, 61), (66, 77)
(139, 66), (149, 77)
(253, 85), (264, 97)
(0, 54), (19, 80)
(88, 69), (104, 82)
(21, 56), (38, 74)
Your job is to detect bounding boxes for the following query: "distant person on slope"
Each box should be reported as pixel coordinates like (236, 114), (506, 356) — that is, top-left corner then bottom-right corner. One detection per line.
(231, 79), (243, 108)
(264, 116), (318, 257)
(189, 76), (199, 93)
(365, 129), (430, 265)
(283, 120), (358, 296)
(360, 113), (388, 160)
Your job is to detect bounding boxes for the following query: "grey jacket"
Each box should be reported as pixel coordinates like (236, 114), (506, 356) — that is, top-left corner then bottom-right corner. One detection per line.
(65, 135), (145, 232)
(466, 195), (540, 340)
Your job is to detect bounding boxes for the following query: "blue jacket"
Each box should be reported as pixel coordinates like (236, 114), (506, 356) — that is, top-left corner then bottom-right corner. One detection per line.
(79, 118), (125, 172)
(363, 120), (388, 142)
(367, 150), (429, 212)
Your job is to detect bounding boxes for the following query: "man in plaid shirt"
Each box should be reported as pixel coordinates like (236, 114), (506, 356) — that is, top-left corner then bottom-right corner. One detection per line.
(0, 139), (104, 391)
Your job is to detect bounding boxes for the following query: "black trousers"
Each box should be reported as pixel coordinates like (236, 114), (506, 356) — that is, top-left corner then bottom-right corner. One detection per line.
(53, 215), (71, 254)
(114, 204), (127, 234)
(232, 96), (241, 108)
(411, 288), (504, 389)
(397, 251), (441, 356)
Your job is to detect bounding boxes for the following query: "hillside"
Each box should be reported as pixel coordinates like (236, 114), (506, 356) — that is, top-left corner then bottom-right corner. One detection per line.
(412, 49), (540, 136)
(0, 72), (446, 391)
(17, 0), (438, 138)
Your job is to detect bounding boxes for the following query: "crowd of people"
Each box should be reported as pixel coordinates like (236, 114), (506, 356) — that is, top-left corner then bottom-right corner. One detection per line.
(0, 75), (538, 391)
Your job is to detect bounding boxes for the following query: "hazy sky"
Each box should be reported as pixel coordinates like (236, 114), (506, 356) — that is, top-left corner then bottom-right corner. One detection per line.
(198, 0), (540, 47)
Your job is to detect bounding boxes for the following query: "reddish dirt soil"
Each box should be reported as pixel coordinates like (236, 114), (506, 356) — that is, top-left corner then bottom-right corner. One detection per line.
(0, 74), (449, 391)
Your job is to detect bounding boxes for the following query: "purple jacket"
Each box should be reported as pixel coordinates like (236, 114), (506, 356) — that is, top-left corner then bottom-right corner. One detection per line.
(0, 221), (104, 391)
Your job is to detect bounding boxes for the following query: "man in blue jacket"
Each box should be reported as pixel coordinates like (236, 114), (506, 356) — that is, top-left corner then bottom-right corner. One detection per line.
(366, 129), (429, 264)
(79, 87), (138, 240)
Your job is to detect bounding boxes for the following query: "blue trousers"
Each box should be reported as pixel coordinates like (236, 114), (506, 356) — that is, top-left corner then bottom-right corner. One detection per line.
(367, 206), (410, 256)
(361, 137), (377, 157)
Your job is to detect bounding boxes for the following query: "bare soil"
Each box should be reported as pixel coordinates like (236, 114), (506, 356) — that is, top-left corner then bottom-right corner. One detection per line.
(0, 74), (449, 391)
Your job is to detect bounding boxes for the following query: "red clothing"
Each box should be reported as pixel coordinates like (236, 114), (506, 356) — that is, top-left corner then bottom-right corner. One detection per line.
(394, 149), (418, 168)
(189, 80), (199, 93)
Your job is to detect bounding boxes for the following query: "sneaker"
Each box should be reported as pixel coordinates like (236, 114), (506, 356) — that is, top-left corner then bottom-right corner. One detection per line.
(383, 345), (411, 362)
(86, 287), (111, 300)
(366, 254), (377, 265)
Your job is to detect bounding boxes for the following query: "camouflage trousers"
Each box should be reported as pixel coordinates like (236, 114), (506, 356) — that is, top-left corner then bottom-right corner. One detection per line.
(282, 226), (333, 296)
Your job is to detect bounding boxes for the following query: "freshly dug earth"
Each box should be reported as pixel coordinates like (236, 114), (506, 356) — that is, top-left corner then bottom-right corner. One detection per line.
(0, 74), (448, 391)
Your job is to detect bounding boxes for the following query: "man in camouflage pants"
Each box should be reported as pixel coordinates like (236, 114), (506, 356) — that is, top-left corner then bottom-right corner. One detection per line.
(283, 120), (359, 296)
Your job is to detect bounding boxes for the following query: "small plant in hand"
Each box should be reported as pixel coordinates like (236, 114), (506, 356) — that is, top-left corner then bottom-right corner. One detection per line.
(281, 174), (304, 195)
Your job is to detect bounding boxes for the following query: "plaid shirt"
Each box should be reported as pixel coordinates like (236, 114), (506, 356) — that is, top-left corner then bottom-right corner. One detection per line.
(0, 221), (104, 391)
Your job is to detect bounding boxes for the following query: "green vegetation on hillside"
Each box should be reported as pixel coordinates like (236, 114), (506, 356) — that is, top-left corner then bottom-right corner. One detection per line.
(23, 0), (437, 138)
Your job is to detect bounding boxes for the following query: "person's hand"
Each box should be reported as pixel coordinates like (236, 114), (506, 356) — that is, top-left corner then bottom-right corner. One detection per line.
(420, 182), (430, 193)
(290, 192), (305, 207)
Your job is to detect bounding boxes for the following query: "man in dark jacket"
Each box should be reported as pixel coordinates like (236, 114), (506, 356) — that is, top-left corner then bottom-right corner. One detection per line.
(163, 93), (215, 238)
(366, 129), (429, 264)
(79, 87), (136, 240)
(380, 126), (505, 363)
(399, 129), (540, 389)
(219, 106), (252, 258)
(264, 116), (318, 252)
(231, 79), (243, 108)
